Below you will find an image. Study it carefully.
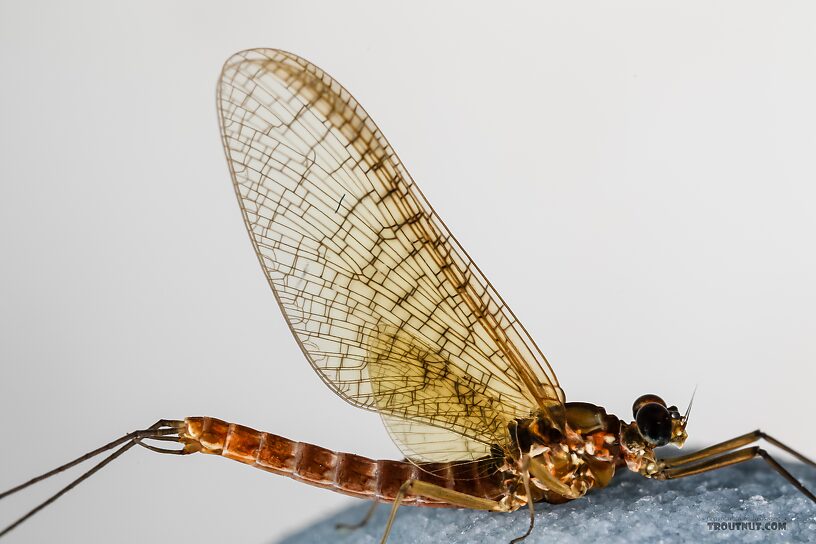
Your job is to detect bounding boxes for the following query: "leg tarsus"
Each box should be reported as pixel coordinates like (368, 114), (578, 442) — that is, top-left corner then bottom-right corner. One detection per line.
(757, 432), (816, 468)
(659, 446), (816, 504)
(510, 463), (535, 544)
(758, 449), (816, 503)
(335, 500), (378, 531)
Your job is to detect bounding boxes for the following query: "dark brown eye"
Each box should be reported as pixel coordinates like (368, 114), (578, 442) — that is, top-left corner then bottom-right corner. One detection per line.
(635, 403), (672, 446)
(632, 394), (667, 419)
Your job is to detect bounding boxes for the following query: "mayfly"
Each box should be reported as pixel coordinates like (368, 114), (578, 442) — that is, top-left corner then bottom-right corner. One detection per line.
(2, 49), (815, 543)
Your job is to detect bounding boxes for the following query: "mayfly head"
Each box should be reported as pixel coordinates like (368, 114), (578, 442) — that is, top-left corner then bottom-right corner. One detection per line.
(631, 393), (688, 448)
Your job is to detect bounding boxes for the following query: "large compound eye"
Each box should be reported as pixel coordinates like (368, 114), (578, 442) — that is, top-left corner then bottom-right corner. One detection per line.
(635, 402), (672, 447)
(632, 393), (666, 419)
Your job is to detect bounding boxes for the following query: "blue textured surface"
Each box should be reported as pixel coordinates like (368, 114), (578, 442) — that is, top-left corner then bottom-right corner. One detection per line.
(278, 462), (815, 543)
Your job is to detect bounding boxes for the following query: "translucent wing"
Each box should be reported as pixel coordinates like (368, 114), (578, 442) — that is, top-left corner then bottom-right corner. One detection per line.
(217, 49), (565, 461)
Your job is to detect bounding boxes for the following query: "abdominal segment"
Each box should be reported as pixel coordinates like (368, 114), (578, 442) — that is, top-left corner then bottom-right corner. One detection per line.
(180, 417), (507, 507)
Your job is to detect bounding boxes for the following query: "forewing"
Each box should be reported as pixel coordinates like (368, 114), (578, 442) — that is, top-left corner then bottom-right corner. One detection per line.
(217, 49), (565, 459)
(368, 325), (505, 462)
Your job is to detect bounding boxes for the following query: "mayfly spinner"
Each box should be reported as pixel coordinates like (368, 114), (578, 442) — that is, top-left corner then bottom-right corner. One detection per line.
(2, 49), (814, 543)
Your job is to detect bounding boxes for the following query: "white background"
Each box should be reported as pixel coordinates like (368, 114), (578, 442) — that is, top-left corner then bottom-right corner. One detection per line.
(1, 1), (815, 543)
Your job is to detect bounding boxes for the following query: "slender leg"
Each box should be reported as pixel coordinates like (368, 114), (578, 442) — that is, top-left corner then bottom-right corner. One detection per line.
(661, 430), (816, 469)
(335, 500), (378, 531)
(655, 446), (816, 503)
(510, 456), (535, 544)
(380, 479), (506, 544)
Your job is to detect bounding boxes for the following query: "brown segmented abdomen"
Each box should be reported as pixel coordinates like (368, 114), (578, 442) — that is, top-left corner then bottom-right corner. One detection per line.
(180, 417), (505, 507)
